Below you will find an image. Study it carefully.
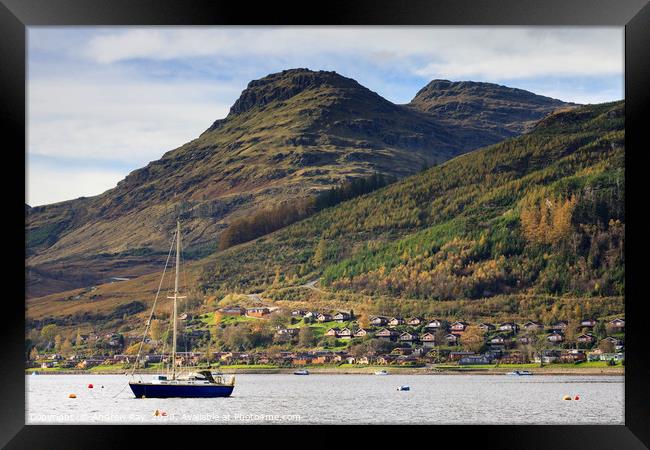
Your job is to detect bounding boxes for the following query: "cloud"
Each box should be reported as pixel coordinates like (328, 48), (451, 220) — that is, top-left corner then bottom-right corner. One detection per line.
(28, 77), (235, 163)
(414, 51), (622, 80)
(82, 27), (623, 80)
(27, 26), (623, 206)
(26, 164), (125, 206)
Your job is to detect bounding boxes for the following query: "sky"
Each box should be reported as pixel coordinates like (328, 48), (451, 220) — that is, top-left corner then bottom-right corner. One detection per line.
(27, 26), (624, 206)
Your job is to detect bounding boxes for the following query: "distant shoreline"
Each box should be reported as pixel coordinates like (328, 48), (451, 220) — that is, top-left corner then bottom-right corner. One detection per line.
(27, 367), (623, 376)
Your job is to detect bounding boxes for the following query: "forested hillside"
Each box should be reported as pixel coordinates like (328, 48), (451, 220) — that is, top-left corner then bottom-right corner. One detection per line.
(200, 101), (624, 306)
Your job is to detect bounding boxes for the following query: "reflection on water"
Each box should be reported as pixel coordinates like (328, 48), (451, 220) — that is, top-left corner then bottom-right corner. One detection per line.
(26, 374), (624, 424)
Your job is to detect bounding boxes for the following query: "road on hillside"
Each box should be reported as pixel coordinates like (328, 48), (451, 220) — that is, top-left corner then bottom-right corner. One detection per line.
(301, 278), (322, 291)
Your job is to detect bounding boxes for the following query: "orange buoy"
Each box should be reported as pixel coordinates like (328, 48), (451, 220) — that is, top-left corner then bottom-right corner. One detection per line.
(88, 383), (93, 388)
(574, 395), (580, 400)
(562, 395), (572, 400)
(68, 393), (77, 398)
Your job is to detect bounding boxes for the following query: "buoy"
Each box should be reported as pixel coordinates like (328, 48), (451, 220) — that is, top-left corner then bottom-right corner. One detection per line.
(574, 395), (580, 400)
(101, 385), (104, 388)
(154, 409), (160, 416)
(68, 393), (77, 398)
(88, 383), (93, 388)
(563, 395), (572, 400)
(161, 412), (167, 416)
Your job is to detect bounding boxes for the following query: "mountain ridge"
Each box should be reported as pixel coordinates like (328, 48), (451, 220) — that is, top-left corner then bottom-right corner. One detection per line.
(26, 101), (624, 330)
(408, 78), (576, 149)
(26, 68), (571, 297)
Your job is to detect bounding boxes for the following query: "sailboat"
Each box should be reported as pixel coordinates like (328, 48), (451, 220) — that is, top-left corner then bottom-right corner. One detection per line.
(129, 220), (235, 398)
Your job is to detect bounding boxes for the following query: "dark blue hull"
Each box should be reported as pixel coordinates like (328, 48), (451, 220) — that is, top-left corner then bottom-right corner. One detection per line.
(129, 382), (234, 398)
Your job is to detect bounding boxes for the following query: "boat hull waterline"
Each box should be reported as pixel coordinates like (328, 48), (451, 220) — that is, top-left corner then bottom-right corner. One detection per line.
(129, 382), (234, 398)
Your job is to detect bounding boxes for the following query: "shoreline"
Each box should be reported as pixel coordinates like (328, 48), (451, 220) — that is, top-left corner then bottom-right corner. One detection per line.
(27, 367), (624, 376)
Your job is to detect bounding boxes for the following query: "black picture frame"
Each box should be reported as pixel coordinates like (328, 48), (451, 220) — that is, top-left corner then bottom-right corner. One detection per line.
(2, 0), (648, 448)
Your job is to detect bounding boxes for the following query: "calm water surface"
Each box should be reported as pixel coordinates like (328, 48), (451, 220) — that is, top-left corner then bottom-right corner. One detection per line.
(26, 374), (624, 424)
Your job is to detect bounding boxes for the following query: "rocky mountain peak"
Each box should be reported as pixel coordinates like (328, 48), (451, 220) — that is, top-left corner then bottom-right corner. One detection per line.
(412, 79), (564, 106)
(227, 68), (360, 117)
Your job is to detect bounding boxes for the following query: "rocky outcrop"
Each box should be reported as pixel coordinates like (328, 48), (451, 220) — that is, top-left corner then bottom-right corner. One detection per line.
(409, 79), (573, 140)
(227, 69), (360, 117)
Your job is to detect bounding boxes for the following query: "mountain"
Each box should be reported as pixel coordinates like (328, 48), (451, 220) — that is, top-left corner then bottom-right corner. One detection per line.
(199, 101), (624, 300)
(26, 69), (570, 298)
(408, 79), (574, 150)
(26, 101), (624, 329)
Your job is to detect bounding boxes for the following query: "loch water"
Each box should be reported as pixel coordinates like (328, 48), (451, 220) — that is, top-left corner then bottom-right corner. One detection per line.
(26, 374), (624, 425)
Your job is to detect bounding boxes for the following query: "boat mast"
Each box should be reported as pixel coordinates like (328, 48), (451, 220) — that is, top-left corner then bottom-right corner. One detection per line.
(169, 219), (184, 380)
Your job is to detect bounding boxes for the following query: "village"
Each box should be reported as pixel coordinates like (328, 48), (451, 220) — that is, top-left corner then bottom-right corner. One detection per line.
(28, 304), (625, 372)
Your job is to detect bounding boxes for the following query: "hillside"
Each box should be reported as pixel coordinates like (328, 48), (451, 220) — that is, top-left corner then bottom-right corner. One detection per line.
(26, 101), (624, 332)
(198, 101), (624, 302)
(408, 79), (574, 149)
(26, 69), (569, 297)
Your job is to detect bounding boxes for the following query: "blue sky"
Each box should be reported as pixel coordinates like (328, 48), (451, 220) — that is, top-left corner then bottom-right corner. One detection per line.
(27, 27), (624, 206)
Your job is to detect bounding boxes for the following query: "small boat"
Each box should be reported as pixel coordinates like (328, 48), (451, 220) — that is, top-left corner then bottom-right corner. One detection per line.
(128, 220), (235, 398)
(397, 385), (410, 391)
(31, 371), (38, 375)
(374, 370), (388, 375)
(506, 370), (533, 376)
(294, 370), (310, 375)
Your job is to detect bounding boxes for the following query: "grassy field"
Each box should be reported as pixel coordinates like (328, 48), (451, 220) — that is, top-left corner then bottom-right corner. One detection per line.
(89, 364), (129, 372)
(335, 364), (424, 369)
(198, 312), (260, 326)
(288, 319), (355, 329)
(219, 364), (278, 369)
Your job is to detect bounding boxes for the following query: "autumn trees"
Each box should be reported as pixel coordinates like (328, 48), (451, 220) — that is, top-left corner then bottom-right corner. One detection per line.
(214, 323), (274, 352)
(298, 326), (316, 348)
(218, 199), (312, 251)
(40, 324), (58, 347)
(149, 319), (163, 341)
(357, 311), (370, 329)
(520, 195), (577, 246)
(461, 325), (486, 353)
(326, 235), (513, 301)
(311, 238), (328, 267)
(218, 173), (391, 251)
